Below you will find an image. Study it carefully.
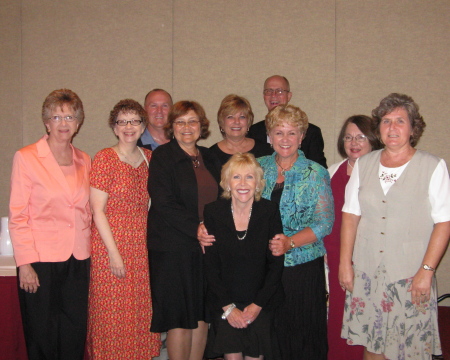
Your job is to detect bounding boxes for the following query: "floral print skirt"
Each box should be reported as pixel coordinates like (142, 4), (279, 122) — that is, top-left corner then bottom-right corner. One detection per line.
(341, 263), (442, 360)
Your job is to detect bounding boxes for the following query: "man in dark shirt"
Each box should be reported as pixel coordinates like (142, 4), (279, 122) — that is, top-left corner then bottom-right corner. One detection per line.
(247, 75), (327, 168)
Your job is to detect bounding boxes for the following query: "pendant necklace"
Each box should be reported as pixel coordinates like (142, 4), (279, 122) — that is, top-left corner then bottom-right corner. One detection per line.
(185, 148), (200, 168)
(275, 156), (296, 177)
(231, 203), (253, 240)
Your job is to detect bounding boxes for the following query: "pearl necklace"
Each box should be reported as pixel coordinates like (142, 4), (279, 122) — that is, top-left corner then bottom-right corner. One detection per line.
(231, 203), (253, 241)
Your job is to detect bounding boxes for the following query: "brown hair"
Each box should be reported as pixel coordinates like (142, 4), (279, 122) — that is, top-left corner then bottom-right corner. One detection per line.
(42, 89), (84, 124)
(337, 115), (382, 158)
(372, 93), (426, 147)
(165, 100), (210, 139)
(108, 99), (148, 130)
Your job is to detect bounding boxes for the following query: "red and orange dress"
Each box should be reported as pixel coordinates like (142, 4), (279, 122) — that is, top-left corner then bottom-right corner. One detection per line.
(87, 147), (160, 359)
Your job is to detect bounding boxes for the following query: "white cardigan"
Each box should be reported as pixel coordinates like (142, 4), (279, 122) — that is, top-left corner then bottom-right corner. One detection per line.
(327, 159), (347, 179)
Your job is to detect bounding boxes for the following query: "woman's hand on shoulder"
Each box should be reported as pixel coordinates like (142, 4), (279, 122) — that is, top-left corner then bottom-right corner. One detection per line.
(108, 251), (126, 279)
(197, 222), (215, 254)
(338, 262), (354, 293)
(18, 264), (40, 293)
(269, 233), (290, 256)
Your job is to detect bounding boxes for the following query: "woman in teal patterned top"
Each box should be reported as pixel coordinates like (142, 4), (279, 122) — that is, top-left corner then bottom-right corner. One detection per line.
(259, 104), (334, 360)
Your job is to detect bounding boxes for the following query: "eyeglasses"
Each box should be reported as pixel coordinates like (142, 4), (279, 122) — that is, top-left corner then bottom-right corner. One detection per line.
(48, 115), (77, 123)
(115, 119), (143, 126)
(263, 88), (289, 96)
(174, 120), (200, 127)
(343, 134), (368, 143)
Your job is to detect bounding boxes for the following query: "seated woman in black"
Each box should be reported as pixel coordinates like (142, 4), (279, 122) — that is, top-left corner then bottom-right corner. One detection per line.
(203, 152), (284, 360)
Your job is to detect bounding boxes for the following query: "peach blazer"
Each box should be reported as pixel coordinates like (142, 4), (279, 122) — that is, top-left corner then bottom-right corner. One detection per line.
(9, 135), (91, 267)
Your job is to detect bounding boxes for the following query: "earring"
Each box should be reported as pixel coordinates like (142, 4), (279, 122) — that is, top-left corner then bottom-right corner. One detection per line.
(227, 187), (230, 192)
(220, 128), (225, 133)
(256, 187), (260, 192)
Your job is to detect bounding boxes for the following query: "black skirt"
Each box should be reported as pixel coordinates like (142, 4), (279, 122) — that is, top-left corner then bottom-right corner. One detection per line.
(149, 249), (205, 332)
(274, 256), (328, 360)
(207, 307), (280, 359)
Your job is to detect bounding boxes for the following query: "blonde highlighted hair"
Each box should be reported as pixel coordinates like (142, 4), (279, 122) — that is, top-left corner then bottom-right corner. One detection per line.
(220, 152), (265, 201)
(265, 104), (308, 135)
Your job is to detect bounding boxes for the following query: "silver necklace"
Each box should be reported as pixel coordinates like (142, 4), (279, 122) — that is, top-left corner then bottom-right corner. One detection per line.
(231, 203), (253, 240)
(118, 146), (141, 164)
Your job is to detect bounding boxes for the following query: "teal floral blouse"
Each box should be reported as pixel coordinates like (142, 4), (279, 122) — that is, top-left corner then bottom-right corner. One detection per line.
(258, 150), (334, 267)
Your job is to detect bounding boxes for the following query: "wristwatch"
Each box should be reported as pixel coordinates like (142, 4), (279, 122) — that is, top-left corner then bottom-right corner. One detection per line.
(290, 237), (295, 249)
(422, 264), (435, 272)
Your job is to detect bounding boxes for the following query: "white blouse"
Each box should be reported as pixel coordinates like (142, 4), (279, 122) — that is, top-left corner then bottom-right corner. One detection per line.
(343, 158), (450, 224)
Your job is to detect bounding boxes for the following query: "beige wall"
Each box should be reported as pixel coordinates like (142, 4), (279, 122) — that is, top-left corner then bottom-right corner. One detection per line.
(1, 0), (449, 302)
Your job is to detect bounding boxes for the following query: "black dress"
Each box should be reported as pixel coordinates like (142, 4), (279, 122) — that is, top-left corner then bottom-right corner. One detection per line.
(203, 198), (284, 359)
(147, 139), (221, 332)
(209, 140), (273, 166)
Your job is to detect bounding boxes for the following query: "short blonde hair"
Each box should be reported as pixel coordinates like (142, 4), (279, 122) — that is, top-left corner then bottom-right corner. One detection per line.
(265, 104), (309, 135)
(220, 153), (265, 201)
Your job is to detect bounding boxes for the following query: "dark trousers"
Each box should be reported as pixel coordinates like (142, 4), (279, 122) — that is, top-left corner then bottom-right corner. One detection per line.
(18, 255), (90, 360)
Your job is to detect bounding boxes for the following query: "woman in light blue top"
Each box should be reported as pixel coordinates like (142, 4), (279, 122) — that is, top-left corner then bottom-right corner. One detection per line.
(259, 104), (334, 360)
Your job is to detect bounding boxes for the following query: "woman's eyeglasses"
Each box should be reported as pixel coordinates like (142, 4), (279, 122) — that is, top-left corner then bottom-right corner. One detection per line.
(115, 119), (143, 126)
(343, 134), (367, 143)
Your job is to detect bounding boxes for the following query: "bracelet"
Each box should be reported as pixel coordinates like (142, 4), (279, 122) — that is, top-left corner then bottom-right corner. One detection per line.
(290, 237), (295, 249)
(221, 303), (236, 320)
(422, 264), (435, 272)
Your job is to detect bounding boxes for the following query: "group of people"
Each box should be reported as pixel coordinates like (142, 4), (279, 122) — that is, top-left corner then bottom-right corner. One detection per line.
(8, 74), (450, 360)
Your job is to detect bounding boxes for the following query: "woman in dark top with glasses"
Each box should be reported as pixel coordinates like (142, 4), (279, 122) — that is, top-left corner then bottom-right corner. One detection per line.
(148, 100), (221, 360)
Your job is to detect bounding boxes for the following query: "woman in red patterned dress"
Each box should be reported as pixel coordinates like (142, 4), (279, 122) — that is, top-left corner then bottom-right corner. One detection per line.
(87, 99), (161, 359)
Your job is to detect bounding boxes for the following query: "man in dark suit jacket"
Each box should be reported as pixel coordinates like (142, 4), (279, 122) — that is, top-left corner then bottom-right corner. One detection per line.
(137, 88), (173, 150)
(247, 75), (327, 168)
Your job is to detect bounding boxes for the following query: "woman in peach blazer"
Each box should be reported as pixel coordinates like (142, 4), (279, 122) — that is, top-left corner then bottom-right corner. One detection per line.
(9, 89), (91, 360)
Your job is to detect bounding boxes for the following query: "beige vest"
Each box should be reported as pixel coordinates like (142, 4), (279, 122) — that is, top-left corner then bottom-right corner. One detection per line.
(353, 149), (440, 281)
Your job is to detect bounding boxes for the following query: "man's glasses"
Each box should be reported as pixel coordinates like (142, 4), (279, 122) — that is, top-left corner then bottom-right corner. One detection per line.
(263, 89), (289, 96)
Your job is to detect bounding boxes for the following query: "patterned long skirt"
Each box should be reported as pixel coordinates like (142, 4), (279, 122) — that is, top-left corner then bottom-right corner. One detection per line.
(341, 263), (441, 360)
